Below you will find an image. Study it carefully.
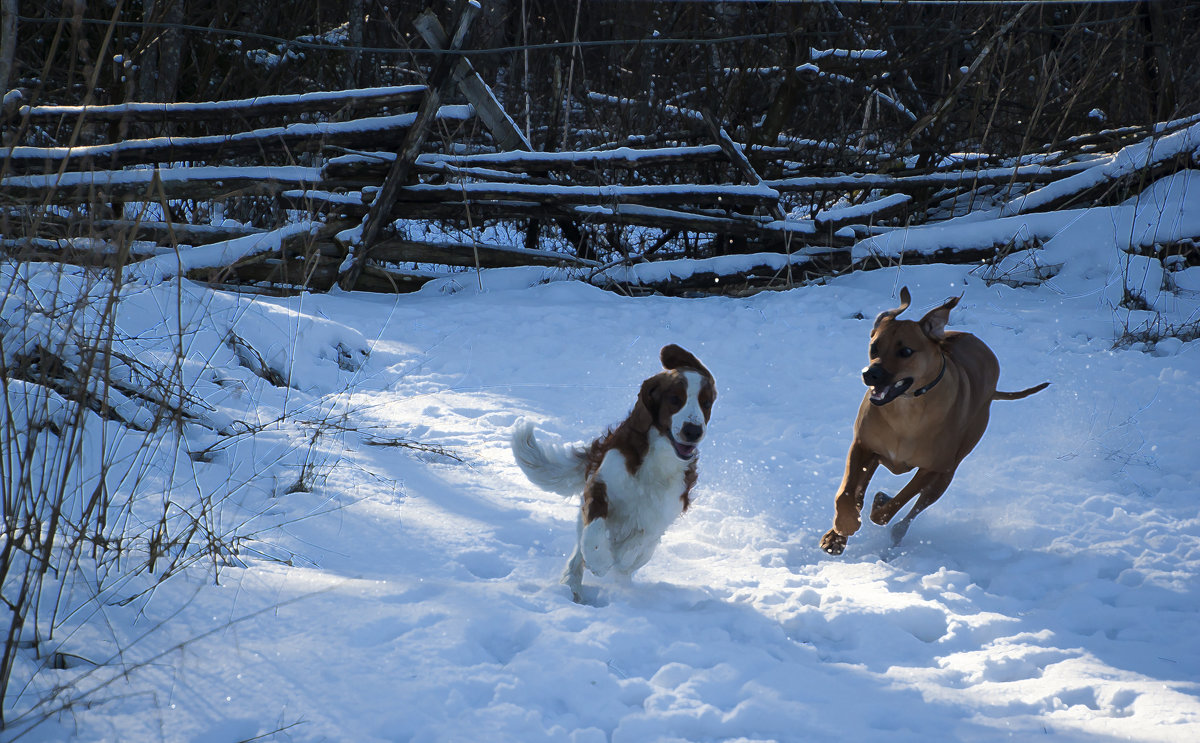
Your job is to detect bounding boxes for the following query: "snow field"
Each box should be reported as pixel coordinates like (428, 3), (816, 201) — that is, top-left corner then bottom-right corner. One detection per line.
(6, 230), (1200, 741)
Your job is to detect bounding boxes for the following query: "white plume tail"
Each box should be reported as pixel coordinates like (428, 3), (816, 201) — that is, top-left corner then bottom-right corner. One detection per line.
(510, 420), (587, 496)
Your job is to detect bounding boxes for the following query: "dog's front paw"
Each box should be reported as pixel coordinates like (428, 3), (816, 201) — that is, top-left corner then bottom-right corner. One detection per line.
(870, 491), (896, 525)
(820, 529), (847, 556)
(581, 520), (614, 576)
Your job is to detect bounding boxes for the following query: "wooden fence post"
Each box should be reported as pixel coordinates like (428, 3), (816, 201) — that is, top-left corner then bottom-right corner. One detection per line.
(702, 110), (786, 222)
(412, 10), (590, 261)
(337, 1), (481, 291)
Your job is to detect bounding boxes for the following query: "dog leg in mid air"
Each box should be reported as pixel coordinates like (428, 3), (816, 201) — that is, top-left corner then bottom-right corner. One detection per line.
(581, 518), (615, 577)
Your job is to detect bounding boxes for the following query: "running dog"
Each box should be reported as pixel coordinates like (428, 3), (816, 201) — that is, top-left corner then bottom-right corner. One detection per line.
(512, 345), (717, 601)
(820, 287), (1048, 555)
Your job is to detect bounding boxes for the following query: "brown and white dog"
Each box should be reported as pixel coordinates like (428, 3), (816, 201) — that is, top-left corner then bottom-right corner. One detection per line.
(511, 344), (717, 602)
(820, 287), (1049, 556)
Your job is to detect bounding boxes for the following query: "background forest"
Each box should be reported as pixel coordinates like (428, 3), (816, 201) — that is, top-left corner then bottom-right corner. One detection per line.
(3, 1), (1199, 278)
(5, 1), (1197, 151)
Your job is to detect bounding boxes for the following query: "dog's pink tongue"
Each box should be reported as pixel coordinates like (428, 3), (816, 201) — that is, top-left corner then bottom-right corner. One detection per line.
(673, 440), (697, 459)
(870, 386), (888, 401)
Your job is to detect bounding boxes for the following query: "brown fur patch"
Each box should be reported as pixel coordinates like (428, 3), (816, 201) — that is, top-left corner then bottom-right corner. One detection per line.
(583, 478), (608, 523)
(681, 460), (698, 512)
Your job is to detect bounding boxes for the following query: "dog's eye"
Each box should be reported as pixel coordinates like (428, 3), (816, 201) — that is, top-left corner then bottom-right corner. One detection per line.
(869, 344), (879, 358)
(669, 394), (684, 407)
(898, 347), (913, 358)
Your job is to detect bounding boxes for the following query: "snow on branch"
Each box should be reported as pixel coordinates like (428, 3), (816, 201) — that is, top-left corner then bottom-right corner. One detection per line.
(998, 120), (1200, 217)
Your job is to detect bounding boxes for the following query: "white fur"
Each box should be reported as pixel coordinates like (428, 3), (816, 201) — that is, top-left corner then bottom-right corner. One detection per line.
(510, 420), (587, 496)
(671, 370), (709, 444)
(593, 430), (690, 576)
(511, 423), (702, 602)
(511, 366), (712, 602)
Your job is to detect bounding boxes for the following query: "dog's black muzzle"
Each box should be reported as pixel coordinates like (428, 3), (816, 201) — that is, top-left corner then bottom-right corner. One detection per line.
(862, 364), (889, 387)
(862, 363), (912, 406)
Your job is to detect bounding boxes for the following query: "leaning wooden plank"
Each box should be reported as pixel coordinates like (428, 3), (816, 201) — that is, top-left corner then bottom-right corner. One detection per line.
(13, 85), (427, 123)
(0, 106), (474, 174)
(702, 111), (786, 221)
(413, 9), (529, 152)
(412, 6), (588, 259)
(338, 2), (481, 291)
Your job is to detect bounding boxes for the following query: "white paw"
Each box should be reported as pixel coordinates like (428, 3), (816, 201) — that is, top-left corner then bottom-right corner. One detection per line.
(581, 520), (614, 577)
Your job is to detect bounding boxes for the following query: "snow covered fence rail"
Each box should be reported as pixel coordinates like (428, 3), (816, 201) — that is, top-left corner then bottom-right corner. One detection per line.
(0, 166), (324, 205)
(8, 85), (428, 125)
(319, 144), (785, 181)
(997, 118), (1200, 217)
(0, 106), (475, 175)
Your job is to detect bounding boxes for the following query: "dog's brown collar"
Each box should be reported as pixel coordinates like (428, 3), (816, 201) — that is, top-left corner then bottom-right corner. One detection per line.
(912, 355), (946, 398)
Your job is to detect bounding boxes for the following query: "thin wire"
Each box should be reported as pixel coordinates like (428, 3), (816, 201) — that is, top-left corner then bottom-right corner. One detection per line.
(16, 16), (796, 56)
(17, 6), (1183, 59)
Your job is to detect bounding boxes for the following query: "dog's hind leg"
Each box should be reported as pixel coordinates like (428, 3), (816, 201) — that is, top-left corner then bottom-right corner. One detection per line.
(870, 469), (946, 526)
(886, 472), (954, 546)
(561, 546), (585, 602)
(561, 513), (586, 602)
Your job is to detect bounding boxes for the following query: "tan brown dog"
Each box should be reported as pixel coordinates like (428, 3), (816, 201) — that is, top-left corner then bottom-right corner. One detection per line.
(820, 287), (1048, 555)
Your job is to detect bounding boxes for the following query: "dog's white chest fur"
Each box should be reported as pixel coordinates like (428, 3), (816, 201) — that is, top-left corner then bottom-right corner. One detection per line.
(586, 430), (689, 575)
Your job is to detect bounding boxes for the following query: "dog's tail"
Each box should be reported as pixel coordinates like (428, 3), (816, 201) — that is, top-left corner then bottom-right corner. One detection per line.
(510, 420), (588, 496)
(993, 381), (1050, 401)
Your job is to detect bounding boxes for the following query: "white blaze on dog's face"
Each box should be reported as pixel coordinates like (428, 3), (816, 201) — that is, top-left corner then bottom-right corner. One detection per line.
(648, 369), (716, 460)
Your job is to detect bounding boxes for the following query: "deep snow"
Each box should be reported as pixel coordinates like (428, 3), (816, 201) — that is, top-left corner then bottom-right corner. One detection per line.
(5, 193), (1200, 742)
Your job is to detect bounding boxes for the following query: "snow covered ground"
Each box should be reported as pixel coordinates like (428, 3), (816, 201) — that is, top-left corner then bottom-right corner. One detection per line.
(5, 195), (1200, 742)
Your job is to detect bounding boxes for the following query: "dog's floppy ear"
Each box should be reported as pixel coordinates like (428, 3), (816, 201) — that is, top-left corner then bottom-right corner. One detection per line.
(873, 286), (912, 329)
(660, 344), (713, 381)
(628, 375), (662, 433)
(920, 295), (961, 340)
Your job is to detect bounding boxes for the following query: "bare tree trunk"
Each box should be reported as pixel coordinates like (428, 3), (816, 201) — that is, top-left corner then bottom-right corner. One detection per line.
(1140, 0), (1177, 121)
(0, 0), (16, 95)
(346, 0), (365, 89)
(137, 0), (184, 104)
